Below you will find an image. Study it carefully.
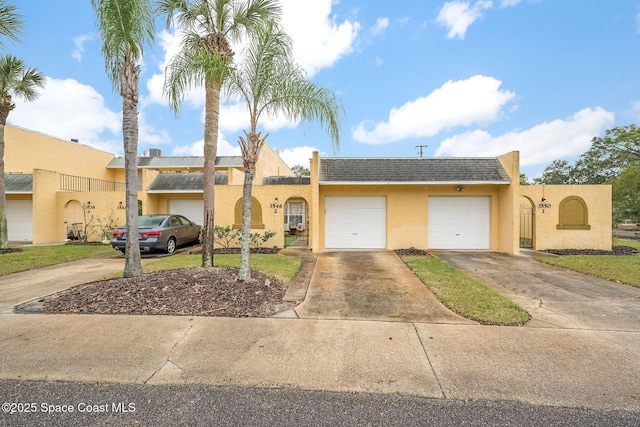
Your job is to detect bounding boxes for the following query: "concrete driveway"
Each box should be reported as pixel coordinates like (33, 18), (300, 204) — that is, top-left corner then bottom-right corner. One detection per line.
(295, 251), (474, 324)
(431, 250), (640, 331)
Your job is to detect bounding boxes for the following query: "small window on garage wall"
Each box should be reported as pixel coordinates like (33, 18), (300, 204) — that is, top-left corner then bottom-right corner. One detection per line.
(557, 196), (590, 230)
(234, 197), (264, 229)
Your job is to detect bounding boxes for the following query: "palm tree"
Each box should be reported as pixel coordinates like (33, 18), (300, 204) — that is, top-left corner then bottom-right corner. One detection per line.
(91, 0), (155, 277)
(0, 55), (44, 248)
(0, 1), (23, 51)
(159, 0), (281, 268)
(225, 20), (343, 281)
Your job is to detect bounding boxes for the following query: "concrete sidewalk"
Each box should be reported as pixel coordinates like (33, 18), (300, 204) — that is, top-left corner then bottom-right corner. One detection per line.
(0, 314), (638, 412)
(0, 256), (639, 412)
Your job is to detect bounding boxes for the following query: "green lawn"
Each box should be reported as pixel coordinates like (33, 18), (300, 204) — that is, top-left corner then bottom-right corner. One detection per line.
(144, 253), (301, 283)
(536, 238), (640, 288)
(0, 244), (115, 276)
(401, 255), (530, 326)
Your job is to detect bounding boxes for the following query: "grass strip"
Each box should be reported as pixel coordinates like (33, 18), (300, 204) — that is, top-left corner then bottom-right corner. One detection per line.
(0, 245), (115, 276)
(401, 255), (530, 326)
(144, 253), (301, 283)
(537, 239), (640, 288)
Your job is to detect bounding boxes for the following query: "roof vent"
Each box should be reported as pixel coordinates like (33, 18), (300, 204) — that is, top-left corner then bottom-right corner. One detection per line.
(149, 148), (164, 157)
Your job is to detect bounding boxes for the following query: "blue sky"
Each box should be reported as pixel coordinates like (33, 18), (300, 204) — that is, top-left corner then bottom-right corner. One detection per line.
(7, 0), (640, 179)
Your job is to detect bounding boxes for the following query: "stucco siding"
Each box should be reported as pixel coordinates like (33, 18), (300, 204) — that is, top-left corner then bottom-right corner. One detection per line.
(519, 185), (612, 251)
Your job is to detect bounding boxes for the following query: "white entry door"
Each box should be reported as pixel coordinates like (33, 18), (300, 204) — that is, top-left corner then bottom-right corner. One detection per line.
(325, 196), (386, 249)
(428, 196), (490, 249)
(168, 200), (204, 226)
(7, 200), (33, 241)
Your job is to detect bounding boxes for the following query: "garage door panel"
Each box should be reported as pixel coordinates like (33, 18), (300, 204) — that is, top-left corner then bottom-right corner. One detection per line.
(429, 197), (489, 250)
(169, 200), (203, 226)
(7, 200), (33, 241)
(325, 196), (386, 249)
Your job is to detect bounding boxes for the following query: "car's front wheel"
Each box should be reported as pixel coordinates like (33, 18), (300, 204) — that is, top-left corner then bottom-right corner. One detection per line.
(166, 237), (177, 254)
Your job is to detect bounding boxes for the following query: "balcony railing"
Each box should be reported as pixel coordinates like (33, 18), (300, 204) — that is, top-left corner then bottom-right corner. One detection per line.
(60, 174), (126, 192)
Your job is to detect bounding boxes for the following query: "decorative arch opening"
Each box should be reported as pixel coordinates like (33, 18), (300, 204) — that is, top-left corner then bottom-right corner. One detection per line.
(234, 197), (264, 229)
(557, 196), (590, 230)
(284, 197), (308, 247)
(519, 196), (534, 248)
(64, 199), (84, 240)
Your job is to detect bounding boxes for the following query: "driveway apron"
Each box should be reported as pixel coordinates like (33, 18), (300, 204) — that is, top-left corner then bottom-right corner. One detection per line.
(431, 250), (640, 331)
(295, 251), (474, 324)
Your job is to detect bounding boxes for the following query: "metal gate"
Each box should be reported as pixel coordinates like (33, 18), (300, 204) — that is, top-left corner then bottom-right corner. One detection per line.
(519, 205), (534, 249)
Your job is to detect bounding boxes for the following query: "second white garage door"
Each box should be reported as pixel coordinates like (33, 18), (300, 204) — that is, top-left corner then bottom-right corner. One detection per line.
(428, 197), (490, 249)
(325, 196), (386, 249)
(168, 200), (204, 226)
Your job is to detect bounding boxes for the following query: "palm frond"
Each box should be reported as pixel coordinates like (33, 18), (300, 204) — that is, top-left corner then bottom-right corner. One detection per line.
(91, 0), (155, 92)
(0, 1), (24, 50)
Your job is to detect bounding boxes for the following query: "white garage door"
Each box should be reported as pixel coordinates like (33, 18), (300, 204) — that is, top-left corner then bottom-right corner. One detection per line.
(168, 200), (204, 226)
(325, 196), (386, 249)
(7, 200), (33, 241)
(428, 197), (490, 249)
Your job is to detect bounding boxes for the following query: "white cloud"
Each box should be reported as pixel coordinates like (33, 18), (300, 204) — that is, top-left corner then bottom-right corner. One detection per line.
(10, 77), (123, 154)
(435, 107), (615, 166)
(437, 1), (493, 39)
(371, 17), (390, 36)
(275, 145), (318, 169)
(170, 132), (241, 157)
(280, 0), (360, 77)
(71, 33), (93, 62)
(352, 75), (515, 144)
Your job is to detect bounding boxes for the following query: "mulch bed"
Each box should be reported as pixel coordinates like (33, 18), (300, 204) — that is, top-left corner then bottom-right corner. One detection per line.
(544, 246), (638, 256)
(0, 248), (23, 255)
(40, 266), (289, 317)
(393, 248), (428, 256)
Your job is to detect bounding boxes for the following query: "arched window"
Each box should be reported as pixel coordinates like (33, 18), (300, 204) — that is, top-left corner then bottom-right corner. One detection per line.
(234, 197), (264, 229)
(557, 196), (590, 230)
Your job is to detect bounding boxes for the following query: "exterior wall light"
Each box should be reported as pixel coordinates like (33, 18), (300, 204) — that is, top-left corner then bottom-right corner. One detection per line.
(456, 185), (465, 192)
(270, 197), (283, 213)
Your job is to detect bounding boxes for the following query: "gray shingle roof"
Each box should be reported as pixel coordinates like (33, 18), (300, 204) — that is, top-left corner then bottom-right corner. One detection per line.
(262, 176), (311, 185)
(319, 157), (511, 184)
(147, 172), (228, 192)
(107, 156), (243, 169)
(5, 174), (33, 193)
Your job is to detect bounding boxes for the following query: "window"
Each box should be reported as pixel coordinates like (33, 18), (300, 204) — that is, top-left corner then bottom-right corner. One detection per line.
(285, 201), (306, 230)
(557, 196), (590, 230)
(234, 197), (264, 229)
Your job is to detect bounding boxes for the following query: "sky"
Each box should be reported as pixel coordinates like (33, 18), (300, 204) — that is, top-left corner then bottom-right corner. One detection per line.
(7, 0), (640, 179)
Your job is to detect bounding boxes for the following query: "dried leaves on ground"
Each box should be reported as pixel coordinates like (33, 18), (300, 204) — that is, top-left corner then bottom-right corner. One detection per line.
(41, 267), (289, 318)
(544, 246), (638, 256)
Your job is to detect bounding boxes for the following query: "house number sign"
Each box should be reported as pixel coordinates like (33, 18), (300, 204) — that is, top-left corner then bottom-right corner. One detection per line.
(270, 202), (283, 212)
(537, 203), (551, 209)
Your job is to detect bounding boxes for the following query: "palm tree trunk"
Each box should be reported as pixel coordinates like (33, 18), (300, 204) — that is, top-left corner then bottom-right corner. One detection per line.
(238, 162), (256, 281)
(121, 59), (142, 278)
(201, 80), (221, 268)
(0, 123), (7, 249)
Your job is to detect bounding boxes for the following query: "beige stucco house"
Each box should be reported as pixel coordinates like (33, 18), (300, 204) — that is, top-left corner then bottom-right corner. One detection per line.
(4, 124), (612, 254)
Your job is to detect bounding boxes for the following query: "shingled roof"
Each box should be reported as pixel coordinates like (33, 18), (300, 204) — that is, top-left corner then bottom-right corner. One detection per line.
(147, 172), (228, 192)
(319, 157), (511, 184)
(107, 156), (243, 169)
(4, 174), (33, 193)
(262, 176), (311, 185)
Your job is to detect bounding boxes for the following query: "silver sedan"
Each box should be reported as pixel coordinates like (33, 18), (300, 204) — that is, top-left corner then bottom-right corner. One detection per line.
(111, 214), (202, 254)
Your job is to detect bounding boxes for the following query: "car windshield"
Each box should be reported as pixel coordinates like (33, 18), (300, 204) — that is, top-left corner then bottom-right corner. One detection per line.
(138, 216), (167, 227)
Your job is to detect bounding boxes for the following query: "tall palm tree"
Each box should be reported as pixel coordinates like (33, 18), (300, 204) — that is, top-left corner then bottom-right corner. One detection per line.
(225, 20), (343, 281)
(159, 0), (281, 268)
(0, 56), (44, 248)
(0, 0), (28, 249)
(91, 0), (155, 277)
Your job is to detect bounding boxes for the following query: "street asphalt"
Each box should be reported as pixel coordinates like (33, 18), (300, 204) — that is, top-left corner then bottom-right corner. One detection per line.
(0, 249), (639, 425)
